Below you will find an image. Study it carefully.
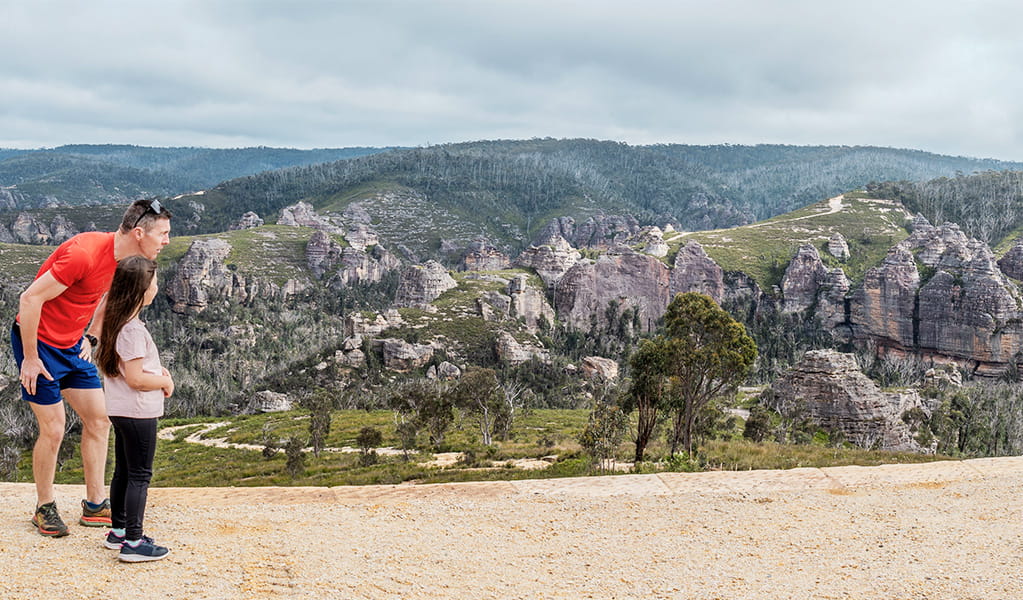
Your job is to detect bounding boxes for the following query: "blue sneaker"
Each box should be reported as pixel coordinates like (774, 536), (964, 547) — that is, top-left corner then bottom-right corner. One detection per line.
(118, 538), (169, 562)
(104, 531), (154, 550)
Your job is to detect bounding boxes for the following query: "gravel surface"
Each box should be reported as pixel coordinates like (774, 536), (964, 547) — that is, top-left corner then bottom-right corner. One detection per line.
(2, 457), (1022, 599)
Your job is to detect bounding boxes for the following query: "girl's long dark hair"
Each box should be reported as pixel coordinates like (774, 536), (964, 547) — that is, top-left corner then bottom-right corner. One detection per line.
(97, 255), (157, 377)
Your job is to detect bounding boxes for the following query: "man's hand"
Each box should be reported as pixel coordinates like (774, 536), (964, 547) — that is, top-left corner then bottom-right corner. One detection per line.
(20, 356), (53, 396)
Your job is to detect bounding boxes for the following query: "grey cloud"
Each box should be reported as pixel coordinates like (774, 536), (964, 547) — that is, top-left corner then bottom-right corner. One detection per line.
(3, 0), (1023, 159)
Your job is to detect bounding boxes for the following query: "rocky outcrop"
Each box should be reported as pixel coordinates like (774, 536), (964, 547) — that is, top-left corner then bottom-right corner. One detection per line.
(554, 246), (671, 333)
(343, 310), (405, 338)
(477, 291), (512, 322)
(0, 222), (14, 243)
(915, 242), (1022, 375)
(0, 188), (24, 210)
(997, 237), (1023, 280)
(49, 215), (78, 243)
(508, 274), (555, 331)
(766, 350), (930, 452)
(230, 211), (264, 230)
(11, 212), (51, 244)
(848, 247), (920, 350)
(670, 241), (724, 303)
(245, 390), (293, 414)
(345, 223), (378, 251)
(781, 245), (829, 313)
(514, 235), (581, 288)
(329, 246), (400, 289)
(636, 227), (669, 258)
(306, 228), (399, 288)
(427, 361), (462, 380)
(581, 356), (619, 381)
(277, 201), (343, 234)
(166, 239), (239, 313)
(535, 217), (576, 246)
(461, 239), (511, 271)
(573, 215), (641, 249)
(827, 233), (850, 261)
(394, 261), (458, 309)
(306, 230), (344, 279)
(816, 268), (851, 332)
(495, 331), (550, 365)
(374, 338), (437, 372)
(846, 223), (1023, 375)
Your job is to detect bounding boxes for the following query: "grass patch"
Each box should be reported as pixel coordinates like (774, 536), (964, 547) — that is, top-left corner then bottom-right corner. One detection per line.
(666, 196), (911, 289)
(17, 409), (953, 488)
(158, 225), (314, 285)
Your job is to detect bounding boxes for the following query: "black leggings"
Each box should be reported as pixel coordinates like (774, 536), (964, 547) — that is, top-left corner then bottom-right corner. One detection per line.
(109, 416), (158, 540)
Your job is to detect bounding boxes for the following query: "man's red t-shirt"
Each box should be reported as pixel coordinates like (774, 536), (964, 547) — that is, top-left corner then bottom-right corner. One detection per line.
(19, 232), (117, 349)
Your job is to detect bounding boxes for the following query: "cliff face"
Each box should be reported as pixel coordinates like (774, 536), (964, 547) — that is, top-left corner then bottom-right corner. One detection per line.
(670, 241), (724, 303)
(844, 221), (1023, 375)
(553, 245), (671, 332)
(848, 247), (920, 349)
(166, 238), (242, 313)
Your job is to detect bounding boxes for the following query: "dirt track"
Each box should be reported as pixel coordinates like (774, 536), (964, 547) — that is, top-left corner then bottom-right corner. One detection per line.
(2, 457), (1022, 599)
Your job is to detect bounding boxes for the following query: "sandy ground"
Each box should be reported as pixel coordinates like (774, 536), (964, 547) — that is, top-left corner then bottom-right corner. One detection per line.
(2, 457), (1022, 599)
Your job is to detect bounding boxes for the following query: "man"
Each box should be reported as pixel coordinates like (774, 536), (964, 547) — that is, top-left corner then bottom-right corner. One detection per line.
(12, 198), (172, 537)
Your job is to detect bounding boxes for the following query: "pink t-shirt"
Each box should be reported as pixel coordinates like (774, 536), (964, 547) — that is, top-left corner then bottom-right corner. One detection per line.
(104, 318), (165, 419)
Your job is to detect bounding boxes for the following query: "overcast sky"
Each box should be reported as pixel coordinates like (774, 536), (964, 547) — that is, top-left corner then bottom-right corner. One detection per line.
(4, 0), (1023, 160)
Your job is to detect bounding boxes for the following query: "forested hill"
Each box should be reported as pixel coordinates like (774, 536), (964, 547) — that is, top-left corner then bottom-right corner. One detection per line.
(0, 145), (392, 207)
(170, 139), (1023, 243)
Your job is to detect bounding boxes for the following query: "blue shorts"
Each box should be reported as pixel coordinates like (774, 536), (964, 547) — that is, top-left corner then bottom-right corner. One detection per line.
(10, 322), (102, 405)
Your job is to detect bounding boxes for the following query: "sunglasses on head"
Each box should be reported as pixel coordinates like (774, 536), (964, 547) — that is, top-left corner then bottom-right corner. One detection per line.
(131, 199), (164, 230)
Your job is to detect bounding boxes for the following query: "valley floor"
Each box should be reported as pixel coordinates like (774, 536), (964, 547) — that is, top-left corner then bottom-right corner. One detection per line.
(2, 457), (1022, 599)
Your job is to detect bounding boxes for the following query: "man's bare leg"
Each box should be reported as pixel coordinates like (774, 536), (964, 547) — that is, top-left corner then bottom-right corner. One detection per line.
(64, 388), (110, 504)
(28, 401), (66, 507)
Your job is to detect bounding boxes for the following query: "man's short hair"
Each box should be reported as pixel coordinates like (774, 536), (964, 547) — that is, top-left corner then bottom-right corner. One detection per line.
(120, 198), (173, 233)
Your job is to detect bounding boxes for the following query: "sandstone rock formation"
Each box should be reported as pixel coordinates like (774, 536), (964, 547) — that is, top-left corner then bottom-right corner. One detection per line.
(514, 235), (581, 288)
(461, 239), (511, 271)
(848, 246), (920, 351)
(997, 237), (1023, 280)
(495, 331), (550, 365)
(636, 227), (669, 258)
(0, 222), (14, 243)
(394, 261), (458, 308)
(166, 238), (239, 313)
(670, 241), (724, 303)
(508, 274), (555, 332)
(245, 390), (293, 414)
(827, 233), (850, 260)
(11, 212), (50, 244)
(554, 245), (671, 333)
(344, 310), (405, 338)
(277, 201), (343, 234)
(427, 361), (462, 380)
(766, 350), (931, 452)
(581, 356), (619, 381)
(374, 338), (437, 371)
(573, 214), (641, 249)
(846, 223), (1023, 376)
(781, 245), (830, 313)
(230, 211), (264, 230)
(49, 214), (78, 244)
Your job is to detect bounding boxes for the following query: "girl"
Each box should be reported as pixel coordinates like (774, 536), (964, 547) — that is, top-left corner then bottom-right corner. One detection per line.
(96, 255), (172, 562)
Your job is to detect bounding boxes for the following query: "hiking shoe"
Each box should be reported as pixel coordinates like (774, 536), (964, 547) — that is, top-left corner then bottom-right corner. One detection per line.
(118, 538), (170, 563)
(31, 502), (69, 537)
(104, 531), (154, 550)
(80, 498), (112, 527)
